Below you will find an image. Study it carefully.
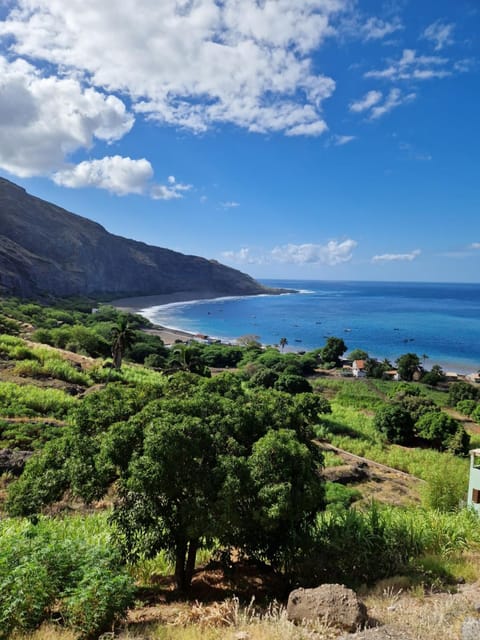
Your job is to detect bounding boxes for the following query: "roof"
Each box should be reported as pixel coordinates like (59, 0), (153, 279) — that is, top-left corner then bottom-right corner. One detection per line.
(353, 359), (366, 369)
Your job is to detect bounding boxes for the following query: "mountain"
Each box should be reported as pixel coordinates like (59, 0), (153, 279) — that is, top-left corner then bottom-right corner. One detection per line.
(0, 177), (280, 300)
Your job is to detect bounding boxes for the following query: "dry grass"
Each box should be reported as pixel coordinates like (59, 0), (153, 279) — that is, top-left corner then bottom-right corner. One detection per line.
(363, 586), (478, 640)
(14, 586), (480, 640)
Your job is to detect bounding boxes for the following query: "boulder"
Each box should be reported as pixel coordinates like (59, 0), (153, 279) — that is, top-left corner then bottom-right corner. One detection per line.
(340, 627), (413, 640)
(0, 448), (32, 476)
(462, 618), (480, 640)
(287, 584), (368, 632)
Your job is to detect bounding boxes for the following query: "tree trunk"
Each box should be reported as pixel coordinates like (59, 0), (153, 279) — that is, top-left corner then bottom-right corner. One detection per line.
(185, 538), (199, 588)
(174, 541), (187, 591)
(174, 539), (198, 591)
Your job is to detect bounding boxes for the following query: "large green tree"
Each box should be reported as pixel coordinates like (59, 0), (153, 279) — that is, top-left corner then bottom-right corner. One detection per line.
(8, 374), (330, 591)
(320, 336), (347, 367)
(396, 353), (421, 381)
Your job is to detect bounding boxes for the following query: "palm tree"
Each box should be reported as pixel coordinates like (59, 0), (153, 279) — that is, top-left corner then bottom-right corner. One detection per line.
(110, 317), (136, 369)
(279, 337), (288, 352)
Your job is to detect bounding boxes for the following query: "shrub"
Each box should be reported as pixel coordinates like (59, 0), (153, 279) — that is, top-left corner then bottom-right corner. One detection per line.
(0, 515), (134, 639)
(415, 411), (469, 454)
(456, 399), (477, 416)
(374, 404), (414, 445)
(448, 381), (478, 406)
(325, 482), (361, 513)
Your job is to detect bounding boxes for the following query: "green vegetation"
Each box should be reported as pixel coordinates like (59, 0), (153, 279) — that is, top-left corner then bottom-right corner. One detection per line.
(1, 297), (479, 639)
(0, 514), (134, 639)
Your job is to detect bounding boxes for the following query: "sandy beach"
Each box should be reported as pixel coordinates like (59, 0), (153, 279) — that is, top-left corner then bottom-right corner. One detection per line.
(111, 290), (225, 346)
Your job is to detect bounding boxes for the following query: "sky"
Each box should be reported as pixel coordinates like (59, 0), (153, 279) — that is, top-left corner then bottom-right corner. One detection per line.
(0, 0), (479, 283)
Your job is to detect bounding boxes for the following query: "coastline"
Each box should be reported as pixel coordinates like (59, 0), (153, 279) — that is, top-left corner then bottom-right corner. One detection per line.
(111, 289), (480, 375)
(111, 290), (241, 346)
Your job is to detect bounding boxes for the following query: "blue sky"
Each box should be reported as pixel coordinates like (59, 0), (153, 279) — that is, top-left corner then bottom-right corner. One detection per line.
(0, 0), (479, 282)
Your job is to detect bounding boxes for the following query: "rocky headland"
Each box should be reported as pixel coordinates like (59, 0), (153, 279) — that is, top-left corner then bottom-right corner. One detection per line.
(0, 177), (288, 300)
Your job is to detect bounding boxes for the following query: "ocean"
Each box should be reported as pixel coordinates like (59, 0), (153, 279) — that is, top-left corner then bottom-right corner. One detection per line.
(140, 280), (480, 374)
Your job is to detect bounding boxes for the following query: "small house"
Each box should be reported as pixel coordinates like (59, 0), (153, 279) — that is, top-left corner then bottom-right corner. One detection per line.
(467, 449), (480, 513)
(352, 360), (367, 378)
(383, 369), (401, 381)
(466, 372), (480, 384)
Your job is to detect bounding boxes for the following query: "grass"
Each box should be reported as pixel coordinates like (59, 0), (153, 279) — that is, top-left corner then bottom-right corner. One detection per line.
(0, 381), (77, 418)
(313, 379), (470, 505)
(12, 583), (480, 640)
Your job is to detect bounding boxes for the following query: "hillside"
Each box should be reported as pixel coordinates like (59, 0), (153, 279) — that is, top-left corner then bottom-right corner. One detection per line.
(0, 177), (278, 299)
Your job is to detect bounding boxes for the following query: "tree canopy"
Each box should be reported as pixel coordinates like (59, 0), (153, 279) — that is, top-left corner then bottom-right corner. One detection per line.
(7, 373), (331, 590)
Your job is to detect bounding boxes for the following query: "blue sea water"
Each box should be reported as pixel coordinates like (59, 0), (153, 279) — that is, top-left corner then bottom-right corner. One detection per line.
(141, 280), (480, 374)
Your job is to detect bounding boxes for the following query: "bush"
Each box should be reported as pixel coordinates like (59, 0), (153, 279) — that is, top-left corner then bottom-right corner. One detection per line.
(325, 482), (361, 513)
(456, 399), (477, 416)
(448, 381), (478, 406)
(274, 373), (312, 394)
(415, 411), (469, 454)
(374, 404), (414, 445)
(0, 515), (134, 639)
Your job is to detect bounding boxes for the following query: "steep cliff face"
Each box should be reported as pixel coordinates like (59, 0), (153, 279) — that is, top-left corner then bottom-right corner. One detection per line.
(0, 177), (270, 299)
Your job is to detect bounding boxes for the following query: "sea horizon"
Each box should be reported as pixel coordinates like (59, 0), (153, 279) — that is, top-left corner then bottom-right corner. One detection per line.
(139, 279), (480, 375)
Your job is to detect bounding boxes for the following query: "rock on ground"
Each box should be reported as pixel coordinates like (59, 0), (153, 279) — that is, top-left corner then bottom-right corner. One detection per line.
(287, 584), (368, 632)
(462, 617), (480, 640)
(0, 448), (32, 476)
(339, 627), (414, 640)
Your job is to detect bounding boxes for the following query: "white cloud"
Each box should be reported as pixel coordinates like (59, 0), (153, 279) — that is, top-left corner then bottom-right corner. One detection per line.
(285, 120), (328, 137)
(423, 20), (455, 51)
(471, 243), (480, 250)
(53, 156), (153, 195)
(350, 88), (415, 120)
(221, 201), (240, 209)
(372, 249), (421, 262)
(151, 176), (192, 200)
(331, 134), (356, 146)
(0, 0), (347, 137)
(271, 239), (357, 265)
(222, 239), (357, 266)
(369, 88), (416, 119)
(0, 55), (134, 177)
(361, 16), (403, 41)
(222, 247), (260, 264)
(349, 90), (383, 113)
(53, 157), (192, 199)
(365, 48), (452, 81)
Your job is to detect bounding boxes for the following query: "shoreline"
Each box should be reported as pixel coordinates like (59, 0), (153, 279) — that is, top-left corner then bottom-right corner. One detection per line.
(111, 292), (480, 375)
(111, 290), (243, 346)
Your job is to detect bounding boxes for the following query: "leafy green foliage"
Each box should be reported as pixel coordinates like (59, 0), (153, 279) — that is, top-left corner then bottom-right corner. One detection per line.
(456, 399), (478, 416)
(294, 503), (480, 588)
(324, 482), (361, 513)
(421, 455), (469, 511)
(415, 412), (469, 454)
(109, 384), (327, 588)
(448, 381), (479, 406)
(396, 353), (421, 381)
(0, 514), (134, 639)
(374, 404), (415, 445)
(320, 336), (347, 366)
(273, 373), (312, 394)
(0, 381), (77, 419)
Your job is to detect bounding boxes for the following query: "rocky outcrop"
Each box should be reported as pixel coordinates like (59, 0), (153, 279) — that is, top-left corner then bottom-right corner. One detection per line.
(0, 177), (285, 300)
(0, 449), (32, 476)
(462, 618), (480, 640)
(322, 463), (369, 485)
(287, 584), (368, 632)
